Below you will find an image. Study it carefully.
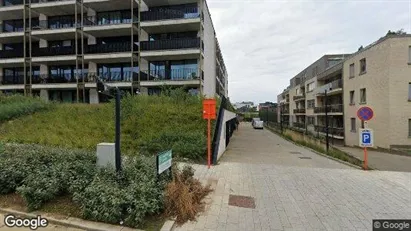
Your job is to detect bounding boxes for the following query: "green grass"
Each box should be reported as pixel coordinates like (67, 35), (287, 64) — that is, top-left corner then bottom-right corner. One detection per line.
(0, 94), (51, 123)
(0, 90), (210, 160)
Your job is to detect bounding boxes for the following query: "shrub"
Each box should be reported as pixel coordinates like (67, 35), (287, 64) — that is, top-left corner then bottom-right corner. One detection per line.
(0, 144), (96, 210)
(164, 165), (212, 224)
(73, 155), (168, 228)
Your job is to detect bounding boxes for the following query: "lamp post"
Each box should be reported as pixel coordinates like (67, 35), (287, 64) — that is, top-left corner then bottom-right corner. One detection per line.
(96, 78), (123, 172)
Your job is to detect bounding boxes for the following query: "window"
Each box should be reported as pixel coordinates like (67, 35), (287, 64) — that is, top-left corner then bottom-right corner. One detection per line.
(349, 91), (355, 105)
(307, 100), (315, 109)
(307, 82), (315, 92)
(409, 83), (411, 101)
(351, 118), (356, 132)
(409, 119), (411, 137)
(360, 88), (366, 104)
(349, 63), (355, 78)
(360, 58), (366, 74)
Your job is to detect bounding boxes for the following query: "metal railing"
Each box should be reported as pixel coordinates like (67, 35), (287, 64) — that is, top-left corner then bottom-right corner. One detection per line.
(85, 42), (138, 54)
(0, 49), (24, 58)
(140, 68), (199, 81)
(316, 79), (343, 94)
(33, 19), (78, 30)
(83, 16), (138, 26)
(140, 38), (200, 51)
(314, 126), (344, 137)
(140, 7), (199, 21)
(32, 46), (76, 56)
(95, 72), (137, 82)
(0, 75), (26, 84)
(293, 122), (305, 129)
(293, 94), (305, 100)
(293, 108), (306, 114)
(314, 104), (343, 113)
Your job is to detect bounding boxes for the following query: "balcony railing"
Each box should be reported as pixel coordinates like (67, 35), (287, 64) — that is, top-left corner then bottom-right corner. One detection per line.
(293, 108), (306, 114)
(31, 46), (77, 56)
(83, 16), (138, 26)
(85, 42), (138, 54)
(96, 72), (137, 82)
(140, 7), (199, 21)
(0, 75), (26, 84)
(293, 94), (305, 101)
(314, 104), (343, 113)
(140, 38), (200, 51)
(140, 68), (199, 81)
(316, 79), (343, 95)
(32, 20), (78, 30)
(314, 126), (344, 137)
(0, 49), (24, 58)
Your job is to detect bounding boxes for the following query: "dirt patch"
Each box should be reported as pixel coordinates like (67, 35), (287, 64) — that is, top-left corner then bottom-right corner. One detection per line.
(228, 195), (256, 209)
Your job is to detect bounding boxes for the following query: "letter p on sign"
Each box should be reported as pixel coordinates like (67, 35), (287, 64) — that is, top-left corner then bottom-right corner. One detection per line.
(359, 129), (374, 147)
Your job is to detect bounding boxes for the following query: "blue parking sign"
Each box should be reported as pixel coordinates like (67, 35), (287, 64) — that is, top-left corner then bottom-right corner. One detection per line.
(359, 129), (373, 147)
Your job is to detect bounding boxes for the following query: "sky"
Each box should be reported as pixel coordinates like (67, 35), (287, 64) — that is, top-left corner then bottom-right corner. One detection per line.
(206, 0), (411, 104)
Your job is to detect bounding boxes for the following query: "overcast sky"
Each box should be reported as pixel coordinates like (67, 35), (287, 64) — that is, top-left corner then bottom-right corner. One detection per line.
(207, 0), (411, 104)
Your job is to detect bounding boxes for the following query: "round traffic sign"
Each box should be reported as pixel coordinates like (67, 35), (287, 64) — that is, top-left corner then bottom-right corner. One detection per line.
(357, 106), (374, 121)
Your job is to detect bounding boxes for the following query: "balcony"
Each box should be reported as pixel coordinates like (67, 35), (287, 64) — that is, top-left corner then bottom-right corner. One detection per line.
(85, 42), (138, 54)
(293, 108), (306, 114)
(315, 79), (343, 95)
(314, 126), (344, 137)
(0, 49), (24, 58)
(140, 38), (200, 51)
(314, 104), (343, 114)
(96, 72), (137, 82)
(141, 8), (199, 21)
(140, 68), (199, 81)
(32, 46), (76, 57)
(281, 109), (290, 114)
(293, 94), (305, 101)
(0, 75), (25, 85)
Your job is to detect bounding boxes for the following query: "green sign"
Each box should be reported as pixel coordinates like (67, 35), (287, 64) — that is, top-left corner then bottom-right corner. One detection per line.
(157, 150), (172, 174)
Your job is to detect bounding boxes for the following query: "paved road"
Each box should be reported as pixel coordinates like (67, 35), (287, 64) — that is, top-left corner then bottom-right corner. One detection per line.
(0, 213), (84, 230)
(175, 123), (411, 231)
(337, 146), (411, 172)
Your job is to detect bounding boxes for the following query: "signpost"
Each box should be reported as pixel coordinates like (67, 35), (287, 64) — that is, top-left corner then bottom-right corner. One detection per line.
(203, 99), (217, 169)
(157, 150), (172, 175)
(357, 106), (374, 170)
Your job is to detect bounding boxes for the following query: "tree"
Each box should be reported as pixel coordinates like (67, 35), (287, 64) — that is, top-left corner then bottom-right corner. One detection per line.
(387, 29), (406, 36)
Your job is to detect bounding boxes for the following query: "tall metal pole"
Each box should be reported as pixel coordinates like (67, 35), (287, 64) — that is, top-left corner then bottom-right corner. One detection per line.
(325, 89), (329, 152)
(115, 88), (121, 172)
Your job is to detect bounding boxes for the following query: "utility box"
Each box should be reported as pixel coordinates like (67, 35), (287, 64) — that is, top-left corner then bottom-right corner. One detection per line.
(96, 143), (116, 168)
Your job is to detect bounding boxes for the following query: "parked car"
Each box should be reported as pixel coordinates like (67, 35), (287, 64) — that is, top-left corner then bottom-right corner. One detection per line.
(252, 118), (264, 129)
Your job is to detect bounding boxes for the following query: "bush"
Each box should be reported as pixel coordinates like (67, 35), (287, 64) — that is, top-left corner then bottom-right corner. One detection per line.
(73, 155), (168, 228)
(0, 144), (96, 210)
(164, 165), (212, 224)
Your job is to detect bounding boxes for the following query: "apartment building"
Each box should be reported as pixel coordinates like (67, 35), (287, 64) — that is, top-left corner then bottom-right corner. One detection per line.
(277, 34), (411, 149)
(277, 54), (347, 144)
(0, 0), (228, 103)
(343, 35), (411, 149)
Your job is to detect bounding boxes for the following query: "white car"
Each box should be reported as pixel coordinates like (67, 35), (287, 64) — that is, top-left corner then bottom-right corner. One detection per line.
(252, 118), (264, 129)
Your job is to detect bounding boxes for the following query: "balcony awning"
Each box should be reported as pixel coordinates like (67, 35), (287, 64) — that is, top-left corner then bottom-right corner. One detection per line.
(317, 62), (343, 80)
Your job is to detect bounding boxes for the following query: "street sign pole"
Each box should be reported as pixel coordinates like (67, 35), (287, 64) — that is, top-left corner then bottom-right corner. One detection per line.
(357, 106), (374, 171)
(203, 99), (216, 169)
(207, 118), (211, 169)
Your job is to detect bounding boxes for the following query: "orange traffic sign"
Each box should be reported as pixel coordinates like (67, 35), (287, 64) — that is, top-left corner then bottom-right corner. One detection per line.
(203, 99), (216, 120)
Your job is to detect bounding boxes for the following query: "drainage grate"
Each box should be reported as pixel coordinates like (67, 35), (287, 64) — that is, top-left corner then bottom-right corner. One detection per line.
(290, 151), (302, 154)
(299, 157), (312, 159)
(228, 195), (256, 209)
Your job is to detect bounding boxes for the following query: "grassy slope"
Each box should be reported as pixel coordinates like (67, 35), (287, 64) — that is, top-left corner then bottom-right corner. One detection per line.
(0, 92), (209, 159)
(0, 95), (50, 123)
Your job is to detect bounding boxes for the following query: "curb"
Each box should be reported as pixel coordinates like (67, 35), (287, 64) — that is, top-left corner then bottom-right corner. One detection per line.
(264, 125), (375, 170)
(0, 208), (140, 231)
(160, 218), (176, 231)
